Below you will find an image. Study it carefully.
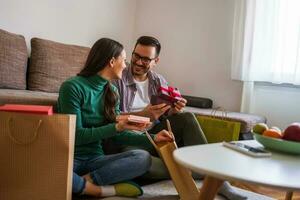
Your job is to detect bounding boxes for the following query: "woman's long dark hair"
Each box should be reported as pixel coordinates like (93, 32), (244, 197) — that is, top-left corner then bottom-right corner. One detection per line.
(78, 38), (123, 122)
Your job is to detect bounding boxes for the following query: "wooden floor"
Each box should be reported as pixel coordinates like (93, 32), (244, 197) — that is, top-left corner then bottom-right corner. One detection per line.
(232, 181), (300, 200)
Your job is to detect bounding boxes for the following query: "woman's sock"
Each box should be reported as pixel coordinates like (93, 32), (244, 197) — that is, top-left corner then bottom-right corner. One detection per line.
(218, 181), (247, 200)
(114, 181), (143, 197)
(101, 186), (116, 196)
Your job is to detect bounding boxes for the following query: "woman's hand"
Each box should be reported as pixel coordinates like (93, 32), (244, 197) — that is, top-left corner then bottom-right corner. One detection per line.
(154, 130), (174, 143)
(115, 119), (151, 132)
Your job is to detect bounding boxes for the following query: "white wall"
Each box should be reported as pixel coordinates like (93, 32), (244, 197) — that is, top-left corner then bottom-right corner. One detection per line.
(1, 0), (248, 112)
(134, 0), (243, 111)
(0, 0), (137, 54)
(251, 84), (300, 130)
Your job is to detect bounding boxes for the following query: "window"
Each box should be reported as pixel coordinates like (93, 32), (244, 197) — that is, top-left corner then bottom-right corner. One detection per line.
(231, 0), (300, 85)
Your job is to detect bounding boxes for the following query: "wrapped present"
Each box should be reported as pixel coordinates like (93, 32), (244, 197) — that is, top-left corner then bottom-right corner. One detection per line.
(151, 86), (182, 106)
(116, 115), (150, 124)
(0, 104), (53, 115)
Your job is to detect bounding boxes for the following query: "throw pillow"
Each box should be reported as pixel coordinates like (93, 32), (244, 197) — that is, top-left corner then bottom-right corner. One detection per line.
(0, 29), (27, 90)
(28, 38), (90, 93)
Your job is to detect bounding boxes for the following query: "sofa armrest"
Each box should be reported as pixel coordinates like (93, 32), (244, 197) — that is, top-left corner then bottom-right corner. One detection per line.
(181, 95), (213, 108)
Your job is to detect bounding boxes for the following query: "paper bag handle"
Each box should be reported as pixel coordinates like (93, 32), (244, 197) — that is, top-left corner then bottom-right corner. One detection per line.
(211, 106), (228, 119)
(8, 118), (42, 145)
(145, 130), (159, 151)
(166, 119), (177, 148)
(145, 119), (177, 150)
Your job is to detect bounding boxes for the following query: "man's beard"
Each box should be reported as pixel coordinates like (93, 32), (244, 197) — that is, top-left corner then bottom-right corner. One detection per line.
(131, 62), (150, 76)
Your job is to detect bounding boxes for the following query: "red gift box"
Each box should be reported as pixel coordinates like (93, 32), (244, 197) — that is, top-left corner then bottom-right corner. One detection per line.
(151, 86), (182, 106)
(0, 104), (53, 115)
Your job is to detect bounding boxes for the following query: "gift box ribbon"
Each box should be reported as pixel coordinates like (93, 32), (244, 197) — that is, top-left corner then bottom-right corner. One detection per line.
(159, 86), (181, 98)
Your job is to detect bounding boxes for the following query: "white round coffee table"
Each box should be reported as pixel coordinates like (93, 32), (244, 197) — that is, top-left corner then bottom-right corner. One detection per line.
(173, 140), (300, 200)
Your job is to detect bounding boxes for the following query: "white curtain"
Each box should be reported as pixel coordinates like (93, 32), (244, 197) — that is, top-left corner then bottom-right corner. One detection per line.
(231, 0), (300, 85)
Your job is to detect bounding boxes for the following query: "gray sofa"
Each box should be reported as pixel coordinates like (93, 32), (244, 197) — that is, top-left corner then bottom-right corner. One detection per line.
(0, 28), (89, 107)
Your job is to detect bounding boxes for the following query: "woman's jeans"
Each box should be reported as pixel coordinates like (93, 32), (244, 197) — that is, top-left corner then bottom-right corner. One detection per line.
(72, 149), (151, 194)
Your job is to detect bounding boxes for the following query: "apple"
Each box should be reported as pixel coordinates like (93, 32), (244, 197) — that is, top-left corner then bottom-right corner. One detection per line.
(283, 123), (300, 142)
(252, 123), (268, 134)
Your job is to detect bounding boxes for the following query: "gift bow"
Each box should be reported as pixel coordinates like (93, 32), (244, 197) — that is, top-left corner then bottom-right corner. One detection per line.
(159, 86), (181, 98)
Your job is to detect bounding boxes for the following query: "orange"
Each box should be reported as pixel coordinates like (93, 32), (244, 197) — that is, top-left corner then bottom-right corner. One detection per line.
(263, 129), (282, 139)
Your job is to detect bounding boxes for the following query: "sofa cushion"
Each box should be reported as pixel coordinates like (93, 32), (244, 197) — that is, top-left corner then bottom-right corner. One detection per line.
(28, 38), (90, 93)
(0, 29), (27, 90)
(0, 89), (58, 106)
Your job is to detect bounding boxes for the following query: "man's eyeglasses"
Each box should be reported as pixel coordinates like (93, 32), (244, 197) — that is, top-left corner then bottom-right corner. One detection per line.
(132, 52), (156, 65)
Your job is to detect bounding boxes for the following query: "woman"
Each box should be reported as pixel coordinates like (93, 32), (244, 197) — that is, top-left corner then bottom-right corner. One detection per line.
(57, 38), (173, 198)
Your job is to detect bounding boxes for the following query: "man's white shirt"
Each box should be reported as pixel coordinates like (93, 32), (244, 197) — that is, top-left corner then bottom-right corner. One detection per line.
(129, 79), (152, 134)
(131, 79), (150, 112)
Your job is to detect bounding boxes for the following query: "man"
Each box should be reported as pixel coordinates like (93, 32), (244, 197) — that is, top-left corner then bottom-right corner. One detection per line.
(114, 36), (207, 147)
(114, 36), (246, 200)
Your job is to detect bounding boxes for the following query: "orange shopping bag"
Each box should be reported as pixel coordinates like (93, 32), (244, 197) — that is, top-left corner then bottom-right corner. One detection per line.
(0, 111), (76, 200)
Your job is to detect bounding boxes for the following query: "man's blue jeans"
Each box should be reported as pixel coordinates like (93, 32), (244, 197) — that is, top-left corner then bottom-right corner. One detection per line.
(72, 149), (151, 194)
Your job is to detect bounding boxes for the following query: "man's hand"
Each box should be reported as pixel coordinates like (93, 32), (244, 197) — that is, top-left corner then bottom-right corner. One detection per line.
(142, 103), (171, 121)
(169, 98), (187, 114)
(154, 130), (174, 143)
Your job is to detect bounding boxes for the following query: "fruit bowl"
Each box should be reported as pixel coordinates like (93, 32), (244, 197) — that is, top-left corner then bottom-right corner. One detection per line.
(253, 133), (300, 155)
